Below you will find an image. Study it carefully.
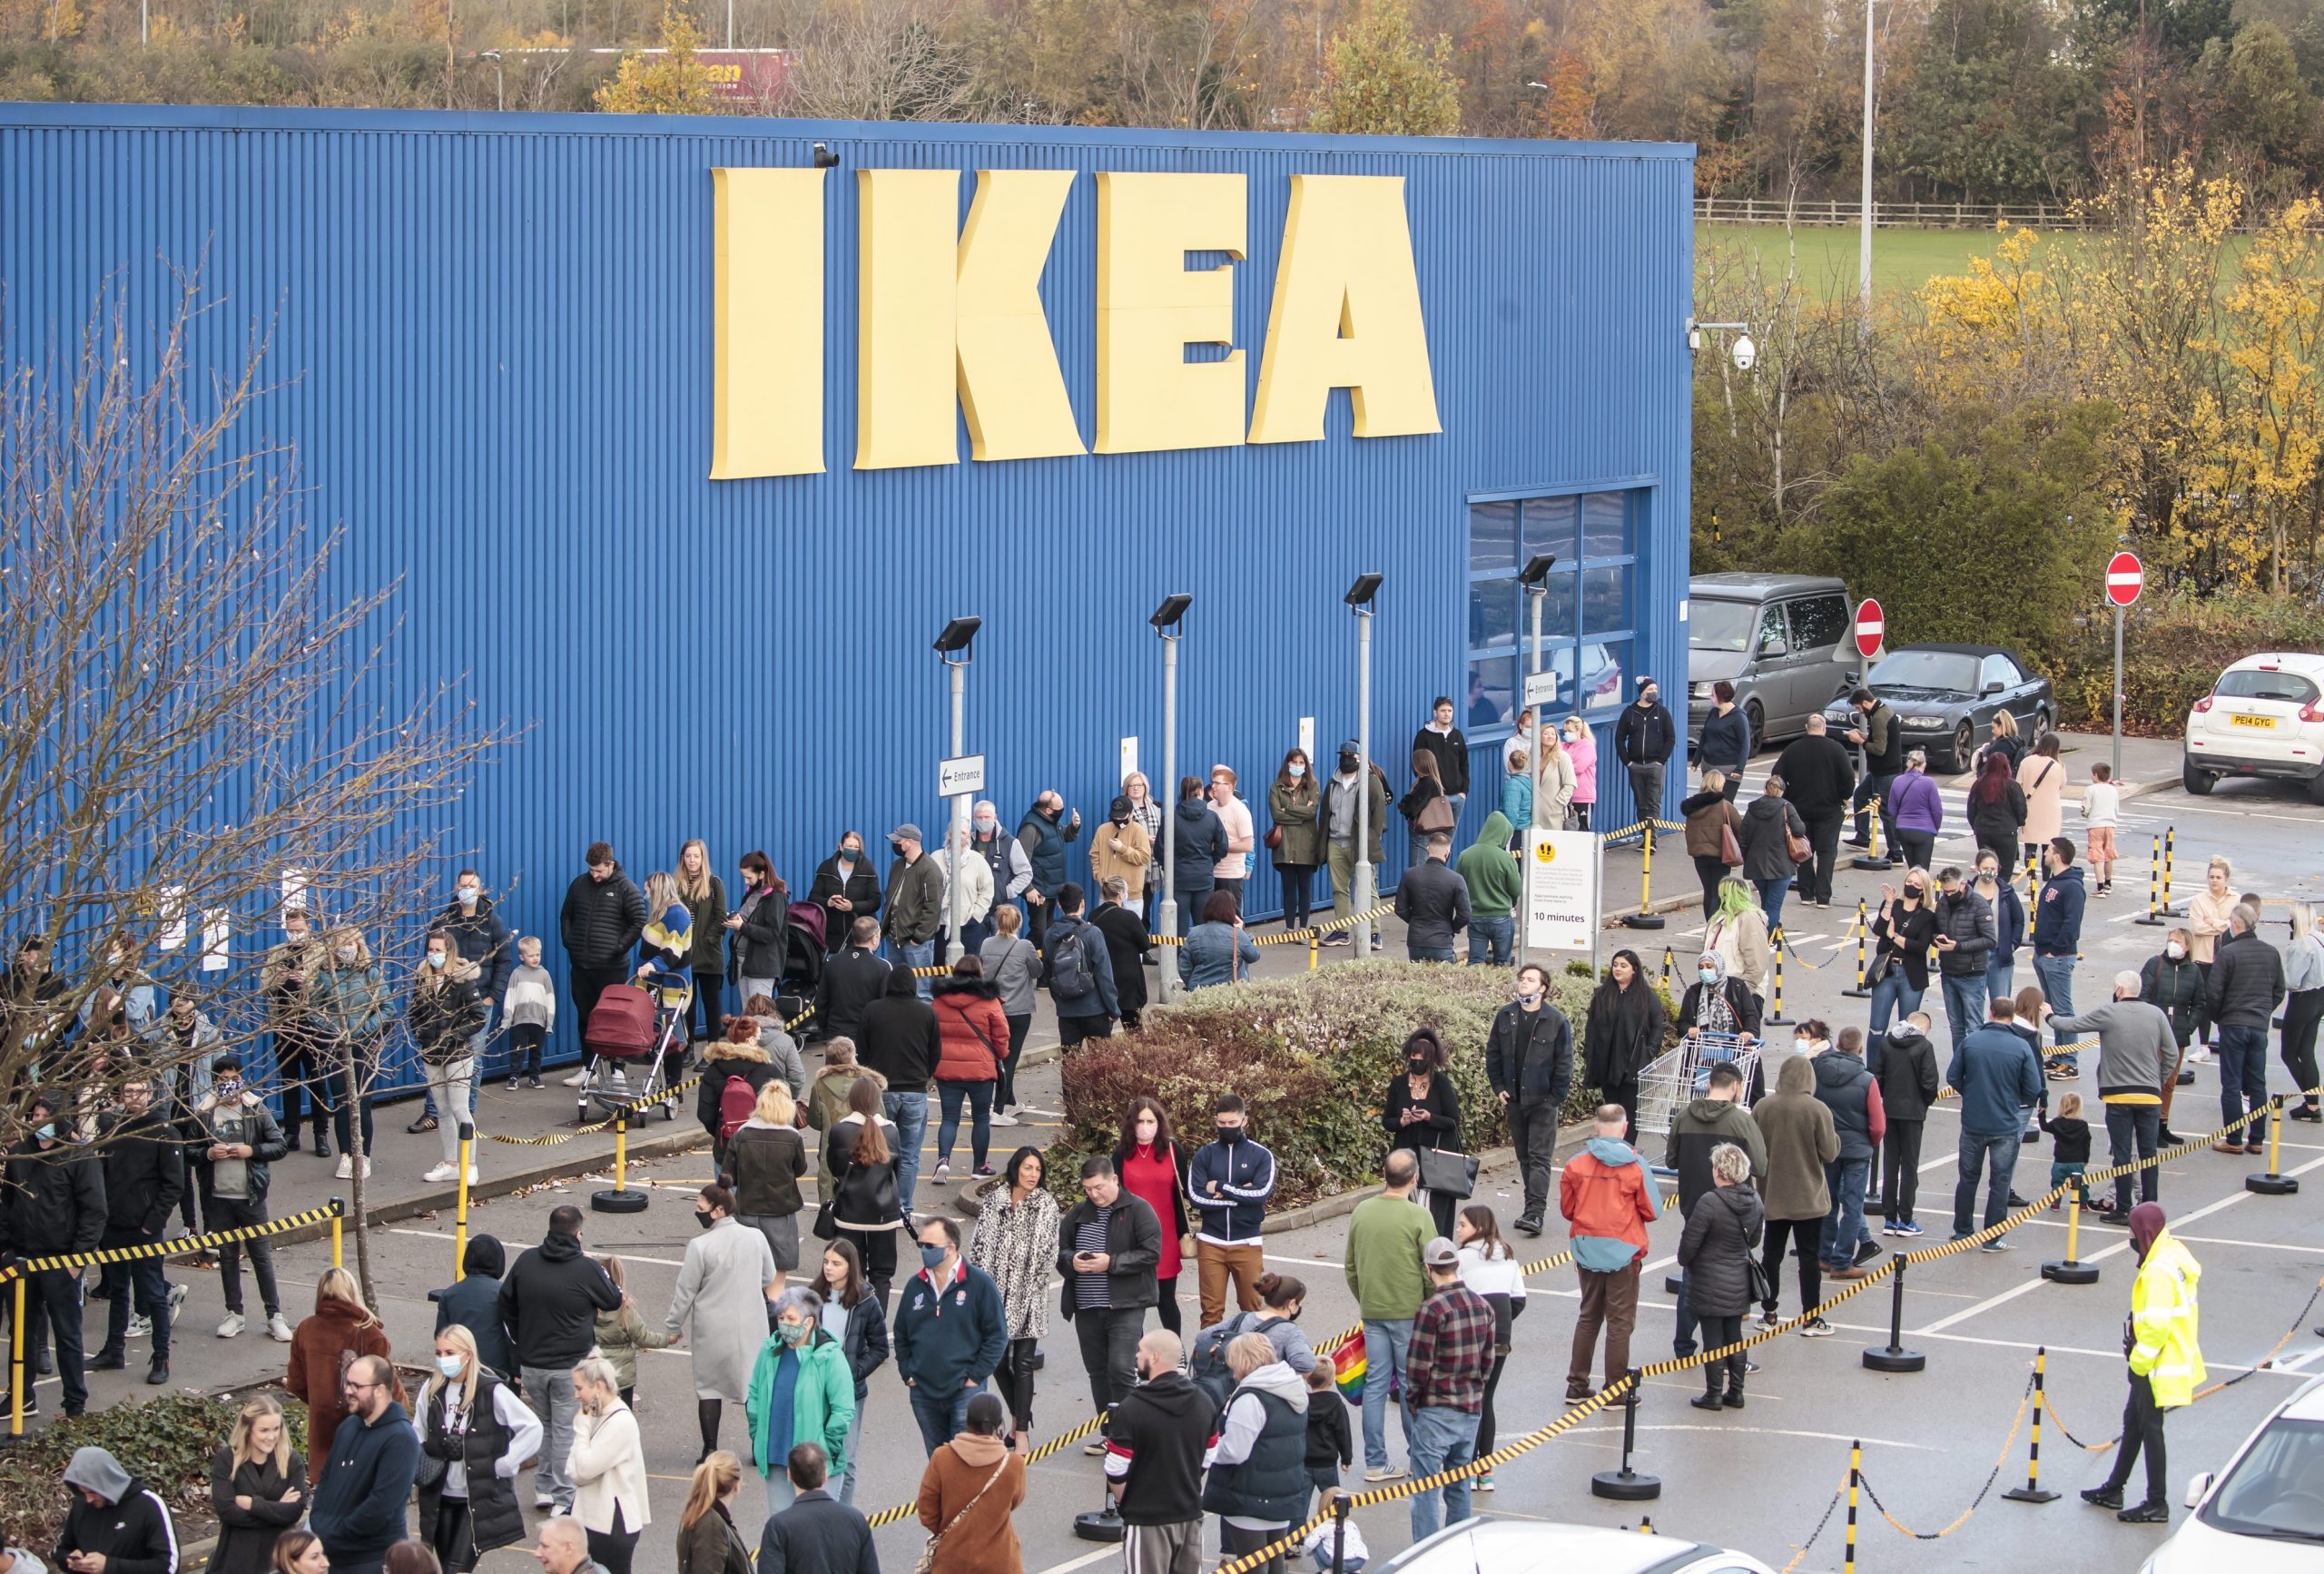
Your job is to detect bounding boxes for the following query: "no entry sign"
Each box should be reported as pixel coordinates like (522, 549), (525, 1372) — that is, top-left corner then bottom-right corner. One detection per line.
(1854, 598), (1885, 660)
(2106, 551), (2143, 606)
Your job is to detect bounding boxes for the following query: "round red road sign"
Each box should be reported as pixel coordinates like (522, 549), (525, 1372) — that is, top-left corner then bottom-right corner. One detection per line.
(1854, 598), (1885, 660)
(2105, 551), (2143, 607)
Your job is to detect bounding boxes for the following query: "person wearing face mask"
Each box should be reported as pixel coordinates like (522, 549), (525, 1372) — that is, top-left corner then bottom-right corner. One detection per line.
(1663, 1060), (1764, 1361)
(663, 1187), (783, 1468)
(2140, 929), (2202, 1146)
(725, 851), (789, 1004)
(1269, 752), (1324, 935)
(1866, 875), (1937, 1037)
(881, 825), (949, 1001)
(809, 832), (882, 959)
(1118, 774), (1167, 932)
(1676, 949), (1761, 1047)
(744, 1289), (855, 1522)
(437, 867), (513, 1074)
(89, 1074), (184, 1385)
(2, 1092), (103, 1417)
(1016, 791), (1082, 949)
(1321, 744), (1389, 942)
(1974, 852), (2025, 1005)
(2080, 1204), (2205, 1527)
(894, 1217), (1010, 1456)
(1089, 796), (1155, 917)
(1613, 677), (1677, 831)
(190, 1055), (295, 1343)
(1486, 963), (1572, 1235)
(310, 927), (390, 1179)
(415, 1326), (542, 1574)
(1867, 1012), (1939, 1237)
(1109, 1101), (1187, 1334)
(1561, 715), (1600, 829)
(1188, 1094), (1277, 1326)
(408, 930), (487, 1187)
(1384, 1030), (1463, 1237)
(500, 1207), (624, 1507)
(261, 910), (331, 1157)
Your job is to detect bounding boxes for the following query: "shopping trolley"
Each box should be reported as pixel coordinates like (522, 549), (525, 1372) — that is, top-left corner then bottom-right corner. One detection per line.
(1635, 1031), (1761, 1151)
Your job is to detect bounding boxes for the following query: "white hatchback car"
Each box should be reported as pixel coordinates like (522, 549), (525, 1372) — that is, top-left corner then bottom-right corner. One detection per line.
(2182, 653), (2324, 802)
(1373, 1517), (1777, 1574)
(2140, 1373), (2324, 1571)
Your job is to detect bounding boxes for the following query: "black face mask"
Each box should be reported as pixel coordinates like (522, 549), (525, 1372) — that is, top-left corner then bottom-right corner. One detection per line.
(1338, 755), (1359, 774)
(1407, 1058), (1430, 1074)
(694, 1211), (714, 1230)
(1216, 1125), (1243, 1144)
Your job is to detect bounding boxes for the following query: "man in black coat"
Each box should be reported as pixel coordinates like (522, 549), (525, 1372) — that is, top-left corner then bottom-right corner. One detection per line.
(5, 1090), (105, 1417)
(813, 917), (891, 1048)
(438, 870), (515, 1059)
(858, 965), (940, 1215)
(1090, 878), (1149, 1029)
(1773, 714), (1856, 908)
(557, 841), (646, 1041)
(92, 1075), (185, 1384)
(497, 1207), (621, 1514)
(1486, 964), (1572, 1235)
(1614, 676), (1678, 831)
(758, 1442), (878, 1574)
(1393, 833), (1471, 962)
(1058, 1156), (1163, 1442)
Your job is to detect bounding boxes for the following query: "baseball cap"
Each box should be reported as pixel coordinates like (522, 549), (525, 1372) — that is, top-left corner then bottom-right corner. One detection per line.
(1423, 1235), (1460, 1268)
(887, 824), (923, 844)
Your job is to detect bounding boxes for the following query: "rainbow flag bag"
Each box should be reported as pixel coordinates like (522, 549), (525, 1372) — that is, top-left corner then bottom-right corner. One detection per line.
(1332, 1335), (1366, 1404)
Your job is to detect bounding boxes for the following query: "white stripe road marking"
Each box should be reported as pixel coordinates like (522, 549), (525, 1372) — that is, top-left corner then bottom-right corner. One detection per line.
(1033, 1549), (1127, 1574)
(1913, 1151), (2324, 1335)
(2277, 1348), (2324, 1372)
(384, 1225), (690, 1268)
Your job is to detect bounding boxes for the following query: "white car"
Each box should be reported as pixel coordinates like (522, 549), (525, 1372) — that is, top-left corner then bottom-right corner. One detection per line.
(2183, 653), (2324, 802)
(2140, 1372), (2324, 1571)
(1374, 1517), (1777, 1574)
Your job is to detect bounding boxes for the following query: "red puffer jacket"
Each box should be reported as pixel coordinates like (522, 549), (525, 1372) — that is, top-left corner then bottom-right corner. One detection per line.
(931, 977), (1009, 1083)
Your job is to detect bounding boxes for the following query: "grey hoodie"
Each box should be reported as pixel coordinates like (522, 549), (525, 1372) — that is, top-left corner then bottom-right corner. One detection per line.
(63, 1448), (132, 1503)
(1212, 1361), (1310, 1468)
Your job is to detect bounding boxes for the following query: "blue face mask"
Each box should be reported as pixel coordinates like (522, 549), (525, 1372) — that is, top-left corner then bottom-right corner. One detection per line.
(1288, 762), (1305, 778)
(35, 1124), (54, 1141)
(436, 1354), (464, 1378)
(919, 1244), (949, 1271)
(216, 1080), (242, 1100)
(427, 953), (447, 970)
(457, 886), (478, 906)
(1699, 966), (1718, 984)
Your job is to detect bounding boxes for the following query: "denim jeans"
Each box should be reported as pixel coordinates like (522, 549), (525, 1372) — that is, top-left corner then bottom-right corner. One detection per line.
(2105, 1103), (2161, 1212)
(1360, 1318), (1413, 1468)
(1952, 1129), (2023, 1238)
(1868, 973), (1924, 1037)
(1985, 957), (2015, 1007)
(935, 1080), (994, 1169)
(909, 1380), (979, 1455)
(2219, 1024), (2271, 1132)
(520, 1364), (579, 1510)
(884, 1090), (928, 1214)
(2032, 955), (2079, 1070)
(99, 1229), (172, 1358)
(1755, 876), (1793, 930)
(1940, 973), (1988, 1054)
(898, 939), (936, 1000)
(1820, 1156), (1870, 1271)
(1468, 915), (1513, 966)
(1406, 1405), (1481, 1541)
(1408, 944), (1457, 963)
(837, 1405), (864, 1504)
(1671, 1267), (1699, 1358)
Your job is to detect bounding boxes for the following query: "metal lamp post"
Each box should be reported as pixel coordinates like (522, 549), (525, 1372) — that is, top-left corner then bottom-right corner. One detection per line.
(1151, 594), (1192, 1003)
(1516, 555), (1557, 973)
(1347, 575), (1384, 958)
(934, 616), (982, 966)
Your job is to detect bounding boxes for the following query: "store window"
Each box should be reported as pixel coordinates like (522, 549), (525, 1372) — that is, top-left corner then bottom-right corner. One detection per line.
(1465, 488), (1641, 734)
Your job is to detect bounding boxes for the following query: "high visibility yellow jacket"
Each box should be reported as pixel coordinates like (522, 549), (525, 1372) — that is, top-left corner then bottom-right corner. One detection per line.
(2129, 1230), (2206, 1409)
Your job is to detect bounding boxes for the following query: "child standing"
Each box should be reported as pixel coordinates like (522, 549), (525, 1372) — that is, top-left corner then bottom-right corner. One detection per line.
(504, 935), (556, 1089)
(2043, 1092), (2092, 1208)
(2083, 764), (2122, 895)
(1303, 1363), (1353, 1514)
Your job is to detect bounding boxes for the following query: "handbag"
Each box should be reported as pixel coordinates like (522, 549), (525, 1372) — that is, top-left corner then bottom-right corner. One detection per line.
(1718, 819), (1744, 869)
(1416, 1146), (1479, 1198)
(1746, 1255), (1775, 1306)
(1415, 793), (1456, 835)
(811, 1197), (839, 1241)
(914, 1452), (1012, 1574)
(1264, 824), (1284, 851)
(1784, 812), (1811, 865)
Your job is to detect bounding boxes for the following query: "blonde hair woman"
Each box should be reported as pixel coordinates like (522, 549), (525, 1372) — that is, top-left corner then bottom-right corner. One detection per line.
(676, 839), (729, 1043)
(284, 1268), (391, 1471)
(409, 928), (486, 1186)
(1561, 713), (1600, 829)
(568, 1355), (648, 1574)
(415, 1323), (542, 1572)
(724, 1079), (809, 1271)
(309, 927), (389, 1176)
(675, 1452), (753, 1574)
(209, 1395), (309, 1574)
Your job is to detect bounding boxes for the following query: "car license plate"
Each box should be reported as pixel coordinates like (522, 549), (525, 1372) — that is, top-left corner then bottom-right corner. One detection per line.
(2230, 713), (2278, 729)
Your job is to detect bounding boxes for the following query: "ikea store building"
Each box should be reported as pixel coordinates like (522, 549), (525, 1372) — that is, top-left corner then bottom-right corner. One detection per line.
(1, 104), (1692, 999)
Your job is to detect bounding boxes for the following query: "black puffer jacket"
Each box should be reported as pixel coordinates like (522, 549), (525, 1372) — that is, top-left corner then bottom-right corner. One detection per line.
(98, 1109), (184, 1237)
(2208, 930), (2287, 1028)
(4, 1137), (106, 1255)
(1933, 887), (1996, 977)
(1676, 1179), (1765, 1317)
(559, 864), (647, 970)
(435, 896), (515, 1002)
(408, 960), (487, 1066)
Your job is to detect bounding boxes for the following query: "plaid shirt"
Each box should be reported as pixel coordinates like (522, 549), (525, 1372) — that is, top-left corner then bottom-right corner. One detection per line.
(1405, 1281), (1496, 1412)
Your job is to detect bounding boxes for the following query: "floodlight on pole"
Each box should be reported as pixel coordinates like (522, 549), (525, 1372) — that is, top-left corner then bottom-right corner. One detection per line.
(1347, 575), (1381, 957)
(937, 616), (981, 965)
(1153, 594), (1191, 1001)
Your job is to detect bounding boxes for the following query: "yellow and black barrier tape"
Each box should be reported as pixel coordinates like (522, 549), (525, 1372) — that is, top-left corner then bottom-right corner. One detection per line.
(485, 1075), (703, 1146)
(0, 1198), (347, 1280)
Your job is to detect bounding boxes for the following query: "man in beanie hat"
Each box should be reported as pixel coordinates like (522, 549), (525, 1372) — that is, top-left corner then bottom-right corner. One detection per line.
(2082, 1203), (2205, 1526)
(55, 1447), (178, 1574)
(1322, 742), (1388, 943)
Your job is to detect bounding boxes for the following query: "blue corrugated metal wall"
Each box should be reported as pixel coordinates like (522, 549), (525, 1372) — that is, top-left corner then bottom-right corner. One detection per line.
(1, 104), (1693, 1063)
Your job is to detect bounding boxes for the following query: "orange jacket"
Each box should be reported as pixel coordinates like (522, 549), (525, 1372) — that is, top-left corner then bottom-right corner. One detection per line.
(1558, 1140), (1659, 1268)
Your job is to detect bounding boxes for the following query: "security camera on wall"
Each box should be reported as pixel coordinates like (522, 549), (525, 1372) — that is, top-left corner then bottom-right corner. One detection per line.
(1731, 333), (1758, 372)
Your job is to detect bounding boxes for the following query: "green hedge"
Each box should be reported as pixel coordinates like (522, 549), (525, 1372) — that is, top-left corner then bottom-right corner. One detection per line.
(1051, 959), (1676, 1209)
(0, 1391), (306, 1549)
(2053, 592), (2324, 737)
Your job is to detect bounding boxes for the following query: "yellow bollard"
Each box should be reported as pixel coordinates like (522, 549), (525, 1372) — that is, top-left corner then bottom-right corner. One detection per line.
(1844, 900), (1871, 999)
(330, 1198), (344, 1270)
(1308, 931), (1318, 971)
(1620, 823), (1666, 930)
(1845, 1441), (1860, 1574)
(2024, 851), (2040, 942)
(2135, 832), (2166, 926)
(2041, 1194), (2100, 1283)
(10, 1275), (22, 1437)
(2249, 1095), (2300, 1195)
(455, 1124), (473, 1279)
(592, 1110), (648, 1214)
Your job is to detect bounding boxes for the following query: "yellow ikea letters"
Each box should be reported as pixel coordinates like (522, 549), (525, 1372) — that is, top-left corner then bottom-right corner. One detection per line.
(707, 164), (1436, 478)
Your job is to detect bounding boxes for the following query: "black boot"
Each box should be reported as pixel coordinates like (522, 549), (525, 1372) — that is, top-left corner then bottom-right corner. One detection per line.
(146, 1356), (170, 1386)
(313, 1129), (332, 1160)
(1722, 1363), (1746, 1409)
(1690, 1371), (1725, 1412)
(89, 1345), (126, 1371)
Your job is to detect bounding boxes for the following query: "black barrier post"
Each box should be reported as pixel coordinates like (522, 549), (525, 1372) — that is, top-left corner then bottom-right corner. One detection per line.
(1073, 1457), (1126, 1541)
(1330, 1490), (1351, 1571)
(2134, 833), (2167, 926)
(2249, 1095), (2300, 1195)
(1765, 932), (1789, 1025)
(1590, 1372), (1660, 1500)
(1862, 1258), (1925, 1372)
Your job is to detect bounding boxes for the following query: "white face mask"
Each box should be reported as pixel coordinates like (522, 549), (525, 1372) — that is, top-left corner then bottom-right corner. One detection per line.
(2166, 942), (2186, 960)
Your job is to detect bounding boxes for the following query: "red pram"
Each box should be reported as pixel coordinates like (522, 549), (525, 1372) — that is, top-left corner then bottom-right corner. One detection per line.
(576, 969), (686, 1123)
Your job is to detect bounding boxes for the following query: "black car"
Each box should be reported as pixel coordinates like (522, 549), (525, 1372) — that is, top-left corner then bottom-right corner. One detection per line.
(1820, 644), (2054, 772)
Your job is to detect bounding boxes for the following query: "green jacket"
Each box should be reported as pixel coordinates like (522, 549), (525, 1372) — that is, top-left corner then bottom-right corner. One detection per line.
(1454, 812), (1523, 919)
(743, 1328), (855, 1478)
(1268, 778), (1325, 868)
(1343, 1192), (1432, 1322)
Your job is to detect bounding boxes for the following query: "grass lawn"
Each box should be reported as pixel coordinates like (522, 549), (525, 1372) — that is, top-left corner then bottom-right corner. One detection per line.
(1695, 222), (2031, 300)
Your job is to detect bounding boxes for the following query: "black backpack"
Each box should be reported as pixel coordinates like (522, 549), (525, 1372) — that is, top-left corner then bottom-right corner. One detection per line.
(1049, 922), (1094, 999)
(1190, 1312), (1284, 1411)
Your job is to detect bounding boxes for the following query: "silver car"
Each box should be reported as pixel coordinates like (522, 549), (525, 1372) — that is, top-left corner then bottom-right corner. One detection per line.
(1373, 1517), (1777, 1574)
(1688, 574), (1854, 753)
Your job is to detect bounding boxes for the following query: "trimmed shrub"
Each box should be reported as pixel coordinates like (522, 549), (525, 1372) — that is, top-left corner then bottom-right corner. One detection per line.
(1053, 959), (1676, 1209)
(0, 1390), (305, 1548)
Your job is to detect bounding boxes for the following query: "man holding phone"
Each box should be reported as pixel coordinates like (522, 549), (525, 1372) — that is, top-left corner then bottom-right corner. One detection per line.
(1056, 1156), (1162, 1452)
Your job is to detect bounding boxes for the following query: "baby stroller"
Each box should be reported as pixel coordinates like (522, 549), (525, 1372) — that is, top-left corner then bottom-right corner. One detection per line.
(576, 968), (688, 1124)
(775, 900), (825, 1024)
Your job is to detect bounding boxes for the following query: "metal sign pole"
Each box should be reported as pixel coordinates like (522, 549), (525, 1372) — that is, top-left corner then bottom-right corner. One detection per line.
(946, 657), (968, 967)
(1354, 608), (1375, 959)
(2112, 604), (2124, 782)
(1157, 632), (1181, 1002)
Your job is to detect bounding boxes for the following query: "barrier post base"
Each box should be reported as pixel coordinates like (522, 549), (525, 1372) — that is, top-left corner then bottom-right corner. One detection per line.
(2246, 1173), (2299, 1195)
(1620, 913), (1667, 930)
(2039, 1259), (2101, 1284)
(2001, 1486), (2061, 1504)
(591, 1187), (649, 1214)
(1073, 1508), (1126, 1543)
(1664, 1274), (1684, 1296)
(1861, 1344), (1925, 1373)
(1852, 855), (1896, 871)
(1590, 1467), (1661, 1500)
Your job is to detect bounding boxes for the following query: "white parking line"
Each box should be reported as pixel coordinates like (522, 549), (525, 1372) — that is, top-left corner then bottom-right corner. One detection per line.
(385, 1225), (687, 1268)
(1913, 1151), (2324, 1335)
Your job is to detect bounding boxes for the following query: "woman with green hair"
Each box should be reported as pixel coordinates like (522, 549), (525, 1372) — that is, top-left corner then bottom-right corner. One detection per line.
(1702, 879), (1771, 1003)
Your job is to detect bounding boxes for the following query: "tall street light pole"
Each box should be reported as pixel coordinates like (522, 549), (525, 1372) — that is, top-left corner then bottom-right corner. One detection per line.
(934, 617), (981, 967)
(1347, 575), (1383, 959)
(1150, 595), (1192, 1003)
(1858, 0), (1877, 340)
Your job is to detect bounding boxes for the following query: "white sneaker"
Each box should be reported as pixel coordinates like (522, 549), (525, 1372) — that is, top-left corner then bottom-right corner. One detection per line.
(988, 1111), (1019, 1127)
(216, 1313), (245, 1338)
(168, 1283), (187, 1314)
(127, 1315), (152, 1339)
(467, 1167), (479, 1186)
(611, 1069), (628, 1088)
(267, 1313), (294, 1343)
(424, 1163), (458, 1184)
(1011, 1102), (1059, 1117)
(534, 1494), (555, 1511)
(933, 1161), (952, 1185)
(563, 1070), (590, 1087)
(360, 1156), (372, 1178)
(335, 1155), (353, 1179)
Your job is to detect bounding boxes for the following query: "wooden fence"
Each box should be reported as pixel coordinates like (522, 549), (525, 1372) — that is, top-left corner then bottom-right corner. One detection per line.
(1695, 196), (2075, 229)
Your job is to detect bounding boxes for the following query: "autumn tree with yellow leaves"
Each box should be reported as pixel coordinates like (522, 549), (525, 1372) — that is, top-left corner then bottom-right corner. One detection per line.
(593, 2), (713, 112)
